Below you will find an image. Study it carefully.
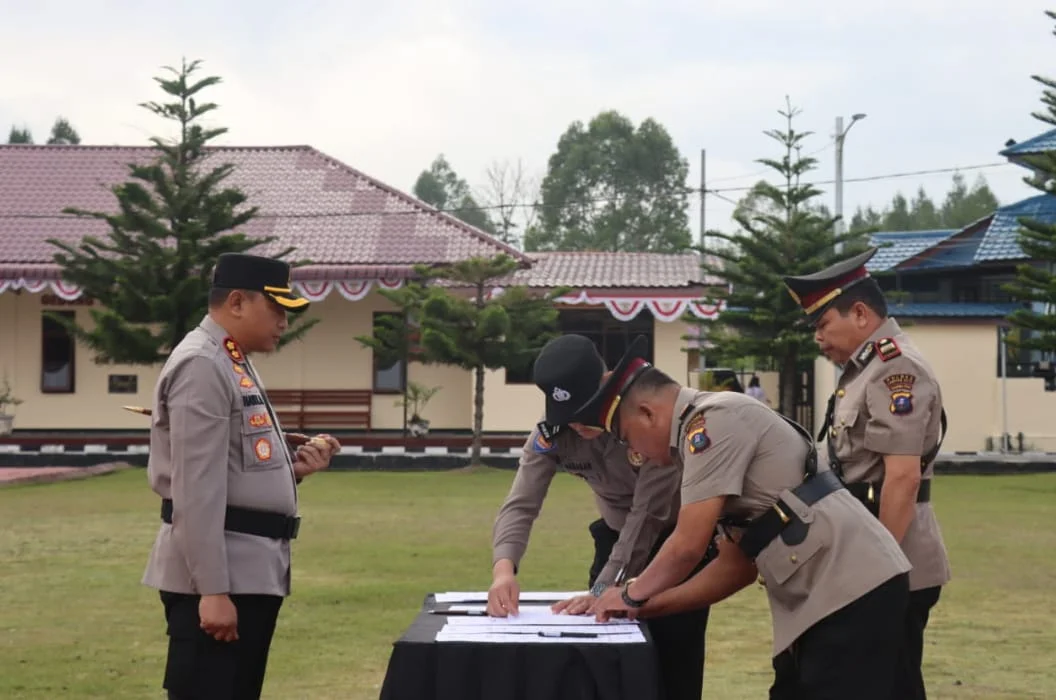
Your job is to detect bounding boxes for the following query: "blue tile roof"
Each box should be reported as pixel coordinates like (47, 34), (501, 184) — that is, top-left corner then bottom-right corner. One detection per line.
(974, 193), (1056, 262)
(999, 128), (1056, 157)
(890, 220), (990, 271)
(867, 230), (956, 271)
(887, 302), (1025, 318)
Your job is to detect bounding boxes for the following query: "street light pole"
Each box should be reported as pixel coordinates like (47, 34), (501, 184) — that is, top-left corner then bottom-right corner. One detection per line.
(831, 113), (867, 388)
(832, 113), (865, 256)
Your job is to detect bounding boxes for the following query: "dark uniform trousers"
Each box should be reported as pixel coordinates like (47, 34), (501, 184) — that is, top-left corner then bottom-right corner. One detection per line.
(895, 586), (942, 700)
(588, 519), (717, 700)
(160, 591), (284, 700)
(768, 573), (910, 700)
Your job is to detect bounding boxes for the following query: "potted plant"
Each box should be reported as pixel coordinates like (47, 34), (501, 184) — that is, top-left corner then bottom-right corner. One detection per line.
(396, 381), (440, 437)
(0, 378), (23, 436)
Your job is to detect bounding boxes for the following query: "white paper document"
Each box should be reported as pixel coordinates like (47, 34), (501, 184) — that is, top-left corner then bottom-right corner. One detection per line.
(434, 591), (586, 604)
(436, 622), (646, 644)
(439, 604), (636, 626)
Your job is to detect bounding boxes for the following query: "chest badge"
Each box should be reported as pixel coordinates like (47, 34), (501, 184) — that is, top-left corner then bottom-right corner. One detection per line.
(884, 373), (916, 415)
(627, 449), (645, 467)
(685, 414), (710, 454)
(254, 437), (272, 461)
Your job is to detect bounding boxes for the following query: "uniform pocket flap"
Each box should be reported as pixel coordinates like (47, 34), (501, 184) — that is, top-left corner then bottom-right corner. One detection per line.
(755, 515), (828, 588)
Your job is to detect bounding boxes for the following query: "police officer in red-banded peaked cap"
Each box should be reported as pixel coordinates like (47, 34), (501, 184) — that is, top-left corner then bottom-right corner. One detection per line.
(784, 246), (951, 700)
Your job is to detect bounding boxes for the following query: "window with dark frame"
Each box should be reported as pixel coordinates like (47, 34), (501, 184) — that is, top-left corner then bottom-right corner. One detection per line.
(998, 326), (1043, 378)
(504, 308), (656, 384)
(371, 311), (407, 394)
(41, 311), (76, 394)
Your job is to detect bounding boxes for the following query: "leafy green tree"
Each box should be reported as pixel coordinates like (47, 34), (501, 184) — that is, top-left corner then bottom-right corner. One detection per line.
(698, 98), (872, 416)
(525, 110), (692, 253)
(357, 255), (567, 464)
(413, 154), (497, 235)
(46, 117), (81, 145)
(7, 126), (32, 144)
(1005, 9), (1056, 362)
(849, 173), (1000, 232)
(48, 58), (316, 365)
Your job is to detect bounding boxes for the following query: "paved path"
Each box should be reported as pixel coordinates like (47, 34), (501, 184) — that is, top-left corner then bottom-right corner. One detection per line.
(0, 463), (130, 486)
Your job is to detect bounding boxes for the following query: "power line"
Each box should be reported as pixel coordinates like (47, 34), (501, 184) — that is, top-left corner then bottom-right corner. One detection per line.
(0, 160), (1018, 221)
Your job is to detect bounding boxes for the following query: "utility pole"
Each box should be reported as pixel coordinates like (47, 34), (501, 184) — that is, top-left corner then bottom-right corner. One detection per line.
(699, 148), (707, 251)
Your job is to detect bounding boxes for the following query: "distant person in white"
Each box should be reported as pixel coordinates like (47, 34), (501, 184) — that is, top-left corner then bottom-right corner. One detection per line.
(746, 375), (769, 405)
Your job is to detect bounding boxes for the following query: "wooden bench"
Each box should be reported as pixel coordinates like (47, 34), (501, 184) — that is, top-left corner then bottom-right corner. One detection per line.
(266, 390), (373, 431)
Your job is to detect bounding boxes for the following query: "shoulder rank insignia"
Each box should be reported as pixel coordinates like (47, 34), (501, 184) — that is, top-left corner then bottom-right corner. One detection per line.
(239, 376), (255, 390)
(875, 337), (902, 362)
(627, 449), (645, 467)
(684, 413), (710, 454)
(223, 337), (246, 364)
(883, 373), (916, 415)
(531, 429), (556, 454)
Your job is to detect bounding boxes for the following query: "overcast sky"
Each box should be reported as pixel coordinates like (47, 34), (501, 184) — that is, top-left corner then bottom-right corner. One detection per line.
(3, 0), (1055, 241)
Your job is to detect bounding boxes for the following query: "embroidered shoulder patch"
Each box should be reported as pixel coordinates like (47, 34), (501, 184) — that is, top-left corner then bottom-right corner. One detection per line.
(223, 337), (245, 364)
(875, 337), (902, 362)
(627, 449), (645, 467)
(531, 430), (556, 454)
(883, 373), (916, 415)
(684, 413), (710, 454)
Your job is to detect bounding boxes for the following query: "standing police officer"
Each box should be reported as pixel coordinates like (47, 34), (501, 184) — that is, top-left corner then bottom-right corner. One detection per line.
(489, 334), (714, 700)
(142, 253), (340, 700)
(783, 247), (951, 700)
(589, 336), (914, 699)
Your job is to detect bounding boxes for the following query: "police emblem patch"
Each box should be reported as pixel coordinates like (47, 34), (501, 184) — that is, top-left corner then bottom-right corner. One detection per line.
(223, 337), (245, 364)
(254, 437), (272, 461)
(627, 449), (645, 467)
(532, 430), (556, 454)
(883, 373), (916, 415)
(685, 414), (710, 454)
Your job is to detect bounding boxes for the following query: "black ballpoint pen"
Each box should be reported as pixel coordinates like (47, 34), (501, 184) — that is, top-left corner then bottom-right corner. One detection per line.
(431, 609), (488, 616)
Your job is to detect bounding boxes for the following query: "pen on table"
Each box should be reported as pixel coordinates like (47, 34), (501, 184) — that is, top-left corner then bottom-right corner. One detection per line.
(538, 631), (598, 638)
(430, 609), (488, 616)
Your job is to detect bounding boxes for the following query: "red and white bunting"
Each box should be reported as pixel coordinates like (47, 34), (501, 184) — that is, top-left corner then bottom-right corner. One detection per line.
(0, 278), (723, 322)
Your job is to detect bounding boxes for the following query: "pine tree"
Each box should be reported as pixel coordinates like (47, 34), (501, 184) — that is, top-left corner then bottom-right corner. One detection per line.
(1005, 10), (1056, 365)
(47, 58), (316, 365)
(357, 255), (568, 465)
(698, 98), (872, 416)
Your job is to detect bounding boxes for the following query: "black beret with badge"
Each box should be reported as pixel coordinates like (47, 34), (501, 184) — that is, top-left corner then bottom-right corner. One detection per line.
(782, 247), (880, 325)
(212, 252), (309, 313)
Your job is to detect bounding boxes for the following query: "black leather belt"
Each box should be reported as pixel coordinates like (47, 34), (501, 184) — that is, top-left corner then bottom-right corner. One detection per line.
(728, 469), (845, 560)
(846, 479), (931, 516)
(161, 498), (300, 540)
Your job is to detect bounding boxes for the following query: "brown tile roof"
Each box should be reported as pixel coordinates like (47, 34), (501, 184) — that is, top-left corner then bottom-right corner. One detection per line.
(0, 144), (527, 280)
(513, 251), (721, 290)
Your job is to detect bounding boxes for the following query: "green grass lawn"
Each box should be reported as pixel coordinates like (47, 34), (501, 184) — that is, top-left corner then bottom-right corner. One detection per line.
(1, 468), (1054, 699)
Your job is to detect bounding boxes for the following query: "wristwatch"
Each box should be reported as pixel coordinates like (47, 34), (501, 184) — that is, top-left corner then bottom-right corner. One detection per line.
(589, 580), (609, 597)
(620, 577), (648, 608)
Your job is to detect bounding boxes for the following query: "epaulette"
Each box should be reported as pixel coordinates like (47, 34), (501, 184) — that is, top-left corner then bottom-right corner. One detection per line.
(875, 337), (902, 362)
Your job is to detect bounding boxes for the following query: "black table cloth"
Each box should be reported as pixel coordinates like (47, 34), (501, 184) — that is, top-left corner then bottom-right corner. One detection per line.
(378, 594), (661, 700)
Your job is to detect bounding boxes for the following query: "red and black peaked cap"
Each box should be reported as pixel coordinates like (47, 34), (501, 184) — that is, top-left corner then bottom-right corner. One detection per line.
(782, 247), (879, 324)
(532, 334), (652, 436)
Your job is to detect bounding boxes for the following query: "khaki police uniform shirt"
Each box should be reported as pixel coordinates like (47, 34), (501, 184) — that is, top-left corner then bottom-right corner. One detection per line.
(142, 315), (299, 597)
(672, 388), (911, 656)
(493, 423), (681, 588)
(830, 317), (952, 591)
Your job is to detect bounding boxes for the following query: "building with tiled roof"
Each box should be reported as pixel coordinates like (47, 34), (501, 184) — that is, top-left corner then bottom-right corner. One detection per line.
(0, 143), (721, 442)
(799, 126), (1056, 456)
